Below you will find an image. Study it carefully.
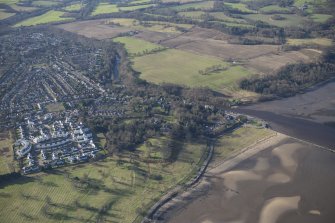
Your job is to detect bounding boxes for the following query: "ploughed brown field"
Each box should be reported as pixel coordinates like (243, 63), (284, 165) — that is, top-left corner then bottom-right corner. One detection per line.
(164, 134), (335, 223)
(58, 21), (319, 75)
(58, 19), (133, 39)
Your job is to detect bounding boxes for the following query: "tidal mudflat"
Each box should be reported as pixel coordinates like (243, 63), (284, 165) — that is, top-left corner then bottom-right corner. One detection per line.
(165, 134), (335, 223)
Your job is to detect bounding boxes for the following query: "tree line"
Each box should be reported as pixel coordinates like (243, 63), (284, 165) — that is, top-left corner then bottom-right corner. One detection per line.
(240, 60), (335, 98)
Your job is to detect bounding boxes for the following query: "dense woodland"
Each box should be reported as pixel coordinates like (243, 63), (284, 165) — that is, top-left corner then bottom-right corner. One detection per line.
(240, 47), (335, 98)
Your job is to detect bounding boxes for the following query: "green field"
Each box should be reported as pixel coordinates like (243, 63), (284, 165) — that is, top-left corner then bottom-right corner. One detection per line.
(133, 49), (253, 93)
(64, 3), (83, 12)
(0, 10), (15, 20)
(14, 10), (73, 26)
(214, 126), (274, 160)
(129, 0), (152, 4)
(210, 12), (247, 23)
(178, 11), (205, 19)
(0, 0), (36, 12)
(243, 13), (308, 27)
(119, 3), (155, 11)
(170, 1), (214, 10)
(0, 137), (207, 223)
(259, 4), (291, 13)
(32, 0), (59, 7)
(107, 18), (192, 33)
(0, 131), (16, 175)
(113, 36), (164, 56)
(10, 4), (37, 11)
(287, 38), (333, 46)
(211, 20), (254, 28)
(91, 3), (119, 16)
(0, 0), (18, 5)
(310, 13), (332, 23)
(224, 2), (256, 13)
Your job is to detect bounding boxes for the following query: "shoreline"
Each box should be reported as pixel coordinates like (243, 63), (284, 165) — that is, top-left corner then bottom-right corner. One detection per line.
(149, 130), (284, 223)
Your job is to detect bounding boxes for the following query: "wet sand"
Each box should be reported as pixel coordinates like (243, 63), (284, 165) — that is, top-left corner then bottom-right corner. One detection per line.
(163, 134), (335, 223)
(245, 81), (335, 124)
(235, 81), (335, 149)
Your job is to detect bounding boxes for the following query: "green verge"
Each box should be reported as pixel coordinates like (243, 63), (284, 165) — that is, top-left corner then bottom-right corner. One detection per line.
(214, 126), (274, 160)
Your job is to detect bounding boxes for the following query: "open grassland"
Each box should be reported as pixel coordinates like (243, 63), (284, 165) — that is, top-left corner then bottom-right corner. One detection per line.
(14, 10), (73, 26)
(259, 5), (291, 13)
(32, 0), (59, 7)
(214, 126), (274, 161)
(0, 10), (15, 20)
(170, 1), (214, 11)
(243, 13), (308, 27)
(91, 3), (119, 15)
(64, 3), (83, 12)
(287, 38), (333, 46)
(0, 131), (16, 175)
(224, 2), (256, 13)
(0, 138), (207, 223)
(119, 3), (155, 11)
(113, 36), (164, 56)
(310, 13), (332, 23)
(132, 49), (253, 93)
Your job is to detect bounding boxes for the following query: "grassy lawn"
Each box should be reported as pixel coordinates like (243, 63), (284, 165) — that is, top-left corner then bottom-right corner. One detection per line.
(0, 138), (207, 223)
(46, 102), (65, 113)
(214, 126), (274, 161)
(91, 3), (119, 16)
(132, 49), (253, 93)
(119, 3), (155, 11)
(0, 131), (16, 175)
(113, 36), (164, 56)
(32, 0), (59, 7)
(64, 3), (83, 12)
(224, 2), (256, 13)
(287, 38), (333, 46)
(310, 13), (332, 23)
(14, 10), (73, 26)
(170, 1), (214, 11)
(243, 13), (308, 27)
(259, 4), (291, 13)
